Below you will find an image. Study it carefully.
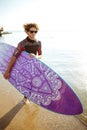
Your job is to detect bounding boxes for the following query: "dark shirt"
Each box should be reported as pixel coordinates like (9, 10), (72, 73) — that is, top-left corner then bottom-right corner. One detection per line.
(13, 37), (42, 57)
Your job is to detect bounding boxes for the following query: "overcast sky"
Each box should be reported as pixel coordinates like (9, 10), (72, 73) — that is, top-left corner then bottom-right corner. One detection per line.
(0, 0), (87, 32)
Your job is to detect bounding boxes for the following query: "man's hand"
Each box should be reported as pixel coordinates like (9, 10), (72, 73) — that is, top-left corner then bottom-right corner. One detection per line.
(4, 71), (10, 79)
(30, 53), (35, 58)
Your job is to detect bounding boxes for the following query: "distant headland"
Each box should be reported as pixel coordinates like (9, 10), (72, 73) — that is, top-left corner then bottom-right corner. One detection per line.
(0, 26), (12, 36)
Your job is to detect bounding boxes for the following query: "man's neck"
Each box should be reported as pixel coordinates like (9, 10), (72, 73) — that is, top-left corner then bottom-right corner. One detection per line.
(28, 36), (35, 41)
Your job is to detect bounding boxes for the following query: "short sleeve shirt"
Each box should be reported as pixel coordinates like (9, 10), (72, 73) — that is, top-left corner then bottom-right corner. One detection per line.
(13, 37), (42, 57)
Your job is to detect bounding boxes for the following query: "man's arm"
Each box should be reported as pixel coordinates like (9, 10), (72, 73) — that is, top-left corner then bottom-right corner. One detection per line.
(4, 55), (17, 79)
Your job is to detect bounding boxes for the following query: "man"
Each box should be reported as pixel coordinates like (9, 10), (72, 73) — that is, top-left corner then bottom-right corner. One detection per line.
(4, 23), (42, 103)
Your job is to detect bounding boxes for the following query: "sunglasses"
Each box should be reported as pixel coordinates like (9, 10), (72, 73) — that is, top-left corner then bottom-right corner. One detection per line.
(29, 30), (37, 34)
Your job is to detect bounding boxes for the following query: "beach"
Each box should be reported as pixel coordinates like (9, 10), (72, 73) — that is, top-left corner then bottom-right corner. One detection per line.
(0, 73), (87, 130)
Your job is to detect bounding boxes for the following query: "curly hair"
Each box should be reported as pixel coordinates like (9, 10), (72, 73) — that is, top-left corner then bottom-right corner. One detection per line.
(23, 23), (39, 32)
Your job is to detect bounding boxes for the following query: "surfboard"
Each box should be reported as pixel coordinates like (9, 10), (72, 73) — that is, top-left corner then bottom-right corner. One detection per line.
(0, 42), (83, 115)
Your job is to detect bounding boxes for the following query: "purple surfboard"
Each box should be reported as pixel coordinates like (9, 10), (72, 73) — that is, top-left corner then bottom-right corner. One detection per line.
(0, 42), (83, 115)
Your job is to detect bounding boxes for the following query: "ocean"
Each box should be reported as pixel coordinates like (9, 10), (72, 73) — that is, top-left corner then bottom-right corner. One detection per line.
(0, 31), (87, 125)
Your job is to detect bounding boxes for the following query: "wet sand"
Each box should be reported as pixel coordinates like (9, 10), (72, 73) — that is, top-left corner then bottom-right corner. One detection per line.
(0, 73), (87, 130)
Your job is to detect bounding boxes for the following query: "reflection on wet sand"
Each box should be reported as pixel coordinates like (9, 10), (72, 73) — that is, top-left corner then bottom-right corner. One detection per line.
(76, 113), (87, 127)
(23, 103), (40, 130)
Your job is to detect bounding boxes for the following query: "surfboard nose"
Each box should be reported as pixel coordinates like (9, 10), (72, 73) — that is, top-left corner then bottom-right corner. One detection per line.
(43, 83), (83, 115)
(60, 88), (83, 115)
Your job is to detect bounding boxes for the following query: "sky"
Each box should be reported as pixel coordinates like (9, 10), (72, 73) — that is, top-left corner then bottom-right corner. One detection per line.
(0, 0), (87, 50)
(0, 0), (87, 32)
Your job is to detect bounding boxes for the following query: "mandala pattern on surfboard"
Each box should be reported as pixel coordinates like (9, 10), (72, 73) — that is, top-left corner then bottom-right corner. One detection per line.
(0, 43), (62, 106)
(10, 53), (62, 106)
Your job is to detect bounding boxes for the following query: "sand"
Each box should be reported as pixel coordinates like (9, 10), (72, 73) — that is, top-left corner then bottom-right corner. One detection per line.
(0, 73), (87, 130)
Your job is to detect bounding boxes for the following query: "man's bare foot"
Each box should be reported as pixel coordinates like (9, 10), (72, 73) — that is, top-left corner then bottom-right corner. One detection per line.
(23, 97), (30, 104)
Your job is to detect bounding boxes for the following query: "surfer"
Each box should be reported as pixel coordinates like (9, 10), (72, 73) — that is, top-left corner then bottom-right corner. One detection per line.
(4, 23), (42, 104)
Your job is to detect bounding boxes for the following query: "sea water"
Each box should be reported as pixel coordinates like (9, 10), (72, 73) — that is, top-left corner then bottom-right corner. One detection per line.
(0, 31), (87, 124)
